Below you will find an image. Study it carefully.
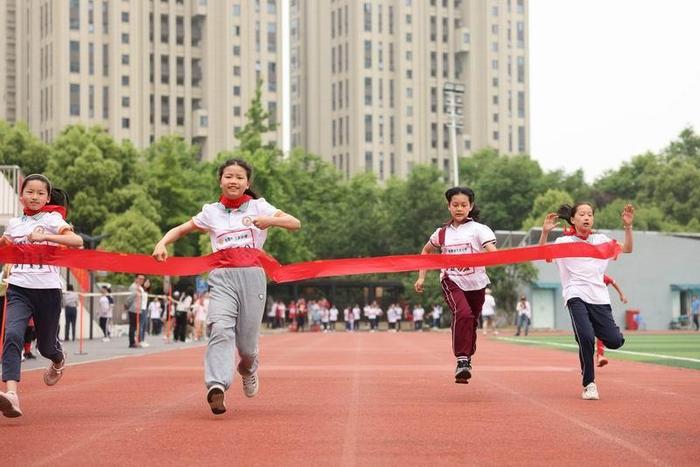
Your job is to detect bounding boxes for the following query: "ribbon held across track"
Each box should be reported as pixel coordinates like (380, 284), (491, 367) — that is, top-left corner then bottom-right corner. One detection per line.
(0, 241), (621, 284)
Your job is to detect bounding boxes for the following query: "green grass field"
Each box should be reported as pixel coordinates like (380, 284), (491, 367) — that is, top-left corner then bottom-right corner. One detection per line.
(497, 333), (700, 370)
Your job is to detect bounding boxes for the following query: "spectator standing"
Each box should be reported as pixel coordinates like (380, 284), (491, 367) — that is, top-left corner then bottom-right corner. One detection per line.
(691, 295), (700, 331)
(413, 304), (425, 331)
(481, 289), (497, 335)
(98, 286), (112, 341)
(329, 304), (339, 331)
(125, 275), (146, 348)
(431, 304), (443, 329)
(62, 285), (79, 342)
(515, 296), (531, 336)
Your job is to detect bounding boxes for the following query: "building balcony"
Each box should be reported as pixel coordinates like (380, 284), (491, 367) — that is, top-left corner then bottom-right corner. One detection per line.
(193, 109), (208, 137)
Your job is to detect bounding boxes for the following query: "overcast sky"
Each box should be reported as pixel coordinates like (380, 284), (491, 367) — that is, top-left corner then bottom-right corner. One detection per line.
(529, 0), (700, 182)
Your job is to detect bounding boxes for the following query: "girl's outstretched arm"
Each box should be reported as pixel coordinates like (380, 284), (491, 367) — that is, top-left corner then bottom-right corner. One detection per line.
(539, 213), (559, 246)
(414, 241), (438, 293)
(153, 220), (202, 262)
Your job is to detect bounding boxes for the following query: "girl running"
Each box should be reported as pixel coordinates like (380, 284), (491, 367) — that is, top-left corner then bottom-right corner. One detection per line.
(414, 187), (497, 384)
(539, 202), (634, 400)
(0, 175), (83, 418)
(152, 158), (300, 415)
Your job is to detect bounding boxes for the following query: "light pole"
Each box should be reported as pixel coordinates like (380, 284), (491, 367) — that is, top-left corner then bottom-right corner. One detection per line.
(443, 82), (465, 187)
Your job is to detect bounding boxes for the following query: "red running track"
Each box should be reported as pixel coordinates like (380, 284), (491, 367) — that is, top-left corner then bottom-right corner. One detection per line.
(1, 332), (698, 467)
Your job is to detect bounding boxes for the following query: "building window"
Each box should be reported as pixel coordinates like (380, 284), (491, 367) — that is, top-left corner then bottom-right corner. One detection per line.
(517, 56), (525, 83)
(365, 151), (373, 172)
(177, 97), (185, 126)
(234, 106), (241, 117)
(122, 118), (130, 129)
(365, 115), (373, 143)
(70, 0), (80, 31)
(364, 40), (372, 69)
(161, 55), (170, 84)
(161, 15), (169, 43)
(102, 86), (109, 118)
(176, 16), (184, 45)
(177, 57), (185, 85)
(233, 86), (241, 96)
(161, 96), (170, 125)
(363, 2), (371, 32)
(122, 54), (129, 65)
(431, 123), (438, 149)
(430, 52), (437, 77)
(121, 33), (129, 44)
(88, 0), (95, 32)
(518, 91), (526, 118)
(121, 11), (129, 23)
(121, 96), (130, 108)
(268, 62), (277, 92)
(69, 41), (80, 73)
(102, 1), (109, 33)
(430, 16), (437, 41)
(88, 85), (95, 118)
(518, 126), (526, 152)
(517, 22), (525, 48)
(70, 84), (80, 116)
(89, 43), (95, 75)
(364, 77), (372, 105)
(442, 17), (448, 42)
(122, 75), (129, 86)
(233, 45), (240, 56)
(267, 23), (277, 53)
(233, 4), (241, 16)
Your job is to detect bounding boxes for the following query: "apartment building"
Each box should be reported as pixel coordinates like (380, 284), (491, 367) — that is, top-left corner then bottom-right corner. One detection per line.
(2, 0), (283, 159)
(292, 0), (530, 180)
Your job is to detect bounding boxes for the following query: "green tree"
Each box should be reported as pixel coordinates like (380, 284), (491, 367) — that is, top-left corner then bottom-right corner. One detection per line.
(521, 189), (574, 230)
(0, 121), (50, 174)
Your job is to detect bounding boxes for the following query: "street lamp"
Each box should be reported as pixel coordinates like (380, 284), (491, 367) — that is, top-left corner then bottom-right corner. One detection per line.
(443, 82), (465, 187)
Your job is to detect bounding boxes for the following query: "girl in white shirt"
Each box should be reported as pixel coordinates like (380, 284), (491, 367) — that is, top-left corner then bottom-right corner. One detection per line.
(539, 202), (634, 400)
(0, 175), (83, 418)
(153, 159), (300, 415)
(415, 187), (497, 384)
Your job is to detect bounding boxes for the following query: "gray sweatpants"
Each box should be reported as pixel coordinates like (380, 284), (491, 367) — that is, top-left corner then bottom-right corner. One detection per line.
(204, 267), (267, 390)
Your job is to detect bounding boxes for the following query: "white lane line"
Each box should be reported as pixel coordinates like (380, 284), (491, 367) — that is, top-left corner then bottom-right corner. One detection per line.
(496, 337), (700, 364)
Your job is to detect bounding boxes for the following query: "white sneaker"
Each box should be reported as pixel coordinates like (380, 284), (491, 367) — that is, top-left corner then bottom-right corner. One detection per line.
(140, 341), (150, 348)
(241, 372), (259, 398)
(206, 384), (226, 415)
(0, 391), (22, 418)
(582, 382), (599, 400)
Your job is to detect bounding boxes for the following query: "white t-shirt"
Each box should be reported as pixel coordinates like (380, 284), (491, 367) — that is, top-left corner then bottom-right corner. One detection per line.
(516, 300), (531, 318)
(554, 234), (612, 305)
(329, 307), (339, 321)
(99, 295), (112, 318)
(387, 306), (398, 323)
(482, 294), (496, 317)
(149, 300), (162, 319)
(3, 212), (71, 289)
(431, 305), (443, 319)
(413, 307), (425, 321)
(429, 220), (496, 292)
(192, 198), (279, 252)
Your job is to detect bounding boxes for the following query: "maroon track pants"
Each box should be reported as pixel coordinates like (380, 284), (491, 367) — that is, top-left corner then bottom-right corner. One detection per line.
(440, 278), (486, 358)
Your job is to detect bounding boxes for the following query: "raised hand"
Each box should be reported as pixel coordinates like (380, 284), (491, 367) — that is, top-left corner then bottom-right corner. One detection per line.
(621, 204), (635, 227)
(542, 212), (560, 233)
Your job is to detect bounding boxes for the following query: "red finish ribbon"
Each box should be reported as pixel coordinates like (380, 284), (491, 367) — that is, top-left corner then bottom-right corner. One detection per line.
(0, 241), (621, 284)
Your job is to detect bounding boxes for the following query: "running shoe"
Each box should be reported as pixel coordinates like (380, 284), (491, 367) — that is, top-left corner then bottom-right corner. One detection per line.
(43, 352), (67, 386)
(582, 382), (600, 400)
(596, 355), (608, 367)
(206, 384), (226, 415)
(241, 372), (259, 398)
(455, 359), (472, 384)
(0, 391), (22, 418)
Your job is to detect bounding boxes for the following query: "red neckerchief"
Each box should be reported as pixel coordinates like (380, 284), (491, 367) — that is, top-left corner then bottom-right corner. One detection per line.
(23, 205), (67, 219)
(563, 225), (590, 241)
(219, 194), (252, 210)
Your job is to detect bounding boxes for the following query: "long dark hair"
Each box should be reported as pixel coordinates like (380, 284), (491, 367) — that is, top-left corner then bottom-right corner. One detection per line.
(21, 174), (69, 209)
(445, 186), (481, 221)
(217, 159), (259, 199)
(556, 202), (595, 226)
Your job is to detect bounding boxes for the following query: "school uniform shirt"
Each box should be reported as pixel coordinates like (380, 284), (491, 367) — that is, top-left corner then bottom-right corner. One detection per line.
(99, 295), (112, 318)
(481, 294), (496, 317)
(429, 220), (497, 291)
(329, 307), (339, 321)
(554, 234), (612, 305)
(413, 307), (425, 321)
(192, 198), (279, 252)
(3, 212), (71, 289)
